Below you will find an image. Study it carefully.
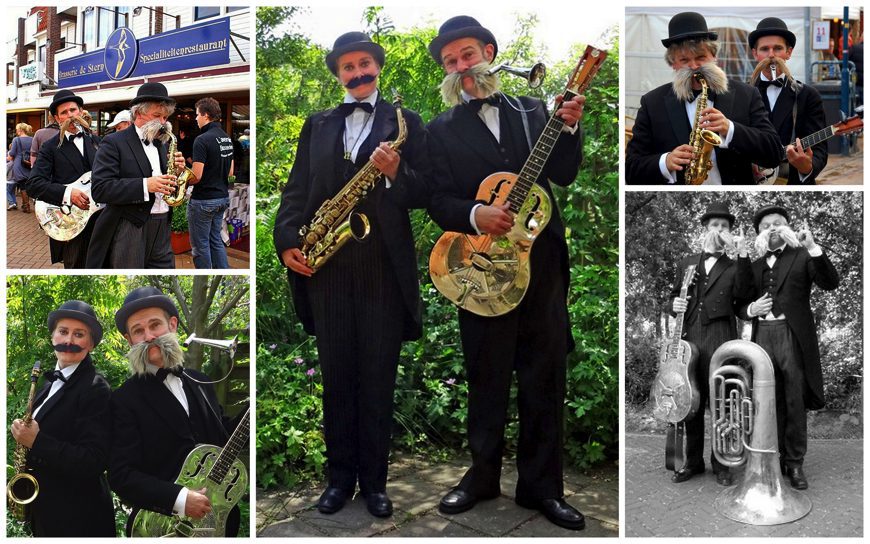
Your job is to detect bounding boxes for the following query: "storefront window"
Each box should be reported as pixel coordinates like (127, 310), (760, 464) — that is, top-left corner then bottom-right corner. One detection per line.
(231, 103), (250, 184)
(194, 7), (221, 20)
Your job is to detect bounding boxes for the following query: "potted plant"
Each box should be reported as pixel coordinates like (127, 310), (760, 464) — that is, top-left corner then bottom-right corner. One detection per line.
(170, 200), (192, 254)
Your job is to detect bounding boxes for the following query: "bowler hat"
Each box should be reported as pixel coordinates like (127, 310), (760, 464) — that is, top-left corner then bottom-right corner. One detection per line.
(325, 32), (386, 76)
(115, 287), (179, 334)
(48, 300), (103, 346)
(748, 17), (796, 49)
(662, 12), (718, 47)
(48, 89), (84, 116)
(129, 82), (176, 107)
(700, 201), (736, 227)
(428, 15), (498, 64)
(752, 204), (790, 233)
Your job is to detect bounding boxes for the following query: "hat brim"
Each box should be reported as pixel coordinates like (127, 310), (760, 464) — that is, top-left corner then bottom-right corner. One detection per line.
(700, 212), (736, 226)
(129, 95), (177, 108)
(662, 30), (718, 48)
(748, 28), (796, 49)
(326, 42), (386, 76)
(48, 309), (103, 346)
(753, 205), (790, 232)
(115, 295), (179, 334)
(428, 27), (498, 64)
(49, 96), (84, 116)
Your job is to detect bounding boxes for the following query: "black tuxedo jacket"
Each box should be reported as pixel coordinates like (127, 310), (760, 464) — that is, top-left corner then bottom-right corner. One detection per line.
(26, 131), (101, 264)
(754, 81), (828, 185)
(87, 125), (170, 268)
(25, 356), (116, 536)
(626, 80), (782, 184)
(273, 97), (431, 341)
(740, 246), (839, 409)
(669, 253), (754, 326)
(108, 369), (229, 518)
(426, 95), (582, 350)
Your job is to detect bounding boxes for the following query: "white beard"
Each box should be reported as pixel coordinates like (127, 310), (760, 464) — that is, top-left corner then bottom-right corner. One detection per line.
(672, 62), (729, 103)
(126, 332), (185, 376)
(754, 225), (800, 254)
(439, 62), (501, 107)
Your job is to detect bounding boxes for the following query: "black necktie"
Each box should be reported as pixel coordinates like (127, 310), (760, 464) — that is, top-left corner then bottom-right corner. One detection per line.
(759, 78), (785, 90)
(44, 369), (67, 383)
(766, 248), (784, 259)
(337, 102), (374, 116)
(155, 366), (184, 382)
(467, 94), (500, 112)
(703, 252), (722, 260)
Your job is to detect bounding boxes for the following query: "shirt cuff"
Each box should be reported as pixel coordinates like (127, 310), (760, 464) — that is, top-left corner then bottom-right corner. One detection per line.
(561, 123), (578, 135)
(143, 178), (150, 199)
(720, 121), (736, 149)
(62, 184), (74, 207)
(385, 177), (392, 189)
(469, 203), (483, 235)
(807, 245), (823, 257)
(746, 303), (757, 318)
(798, 168), (812, 182)
(173, 487), (188, 517)
(659, 153), (677, 184)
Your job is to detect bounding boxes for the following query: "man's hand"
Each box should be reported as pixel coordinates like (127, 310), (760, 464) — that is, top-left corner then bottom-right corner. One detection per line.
(672, 296), (691, 313)
(733, 226), (747, 256)
(666, 144), (695, 172)
(371, 142), (400, 180)
(173, 151), (186, 171)
(185, 488), (212, 519)
(699, 106), (731, 135)
(474, 203), (514, 236)
(750, 293), (773, 317)
(555, 94), (586, 127)
(785, 138), (813, 175)
(147, 175), (177, 195)
(70, 188), (91, 210)
(797, 226), (817, 251)
(11, 418), (39, 449)
(282, 248), (314, 277)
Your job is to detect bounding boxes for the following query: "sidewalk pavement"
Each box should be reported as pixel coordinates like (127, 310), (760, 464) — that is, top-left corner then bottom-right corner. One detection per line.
(257, 454), (618, 537)
(6, 196), (249, 269)
(816, 135), (862, 185)
(625, 432), (862, 537)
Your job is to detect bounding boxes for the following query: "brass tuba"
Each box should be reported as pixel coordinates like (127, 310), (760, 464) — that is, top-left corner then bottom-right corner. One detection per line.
(7, 361), (42, 520)
(159, 122), (197, 207)
(298, 93), (407, 272)
(486, 62), (547, 88)
(709, 340), (812, 525)
(685, 72), (722, 185)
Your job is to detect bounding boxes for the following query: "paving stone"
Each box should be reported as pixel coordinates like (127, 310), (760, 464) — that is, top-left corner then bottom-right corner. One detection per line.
(257, 517), (326, 537)
(387, 475), (446, 516)
(415, 461), (469, 487)
(296, 496), (399, 537)
(437, 496), (535, 536)
(381, 513), (484, 537)
(511, 514), (618, 537)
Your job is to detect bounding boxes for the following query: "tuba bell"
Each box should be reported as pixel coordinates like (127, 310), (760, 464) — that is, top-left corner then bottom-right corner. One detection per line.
(709, 340), (812, 525)
(486, 62), (547, 88)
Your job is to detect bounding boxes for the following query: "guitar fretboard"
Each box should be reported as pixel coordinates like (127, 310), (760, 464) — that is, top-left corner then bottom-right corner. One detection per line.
(798, 125), (835, 150)
(208, 407), (250, 484)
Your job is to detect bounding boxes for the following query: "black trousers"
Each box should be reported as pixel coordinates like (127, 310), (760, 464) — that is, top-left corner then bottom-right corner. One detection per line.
(682, 314), (735, 474)
(60, 211), (98, 269)
(307, 234), (404, 494)
(110, 213), (175, 269)
(456, 234), (568, 501)
(754, 320), (807, 468)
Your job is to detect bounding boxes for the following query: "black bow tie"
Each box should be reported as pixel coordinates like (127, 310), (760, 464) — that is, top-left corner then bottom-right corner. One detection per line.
(759, 78), (785, 90)
(141, 138), (153, 146)
(466, 95), (501, 113)
(155, 366), (184, 382)
(337, 101), (374, 116)
(766, 248), (784, 259)
(703, 251), (722, 260)
(67, 132), (84, 141)
(44, 369), (67, 383)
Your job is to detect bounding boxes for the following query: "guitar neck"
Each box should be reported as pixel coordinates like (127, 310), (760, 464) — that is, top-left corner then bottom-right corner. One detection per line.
(671, 284), (689, 347)
(795, 125), (836, 152)
(207, 407), (250, 484)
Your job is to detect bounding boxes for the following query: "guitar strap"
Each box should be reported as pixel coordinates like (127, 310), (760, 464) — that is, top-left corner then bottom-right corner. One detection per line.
(665, 421), (687, 472)
(504, 95), (534, 152)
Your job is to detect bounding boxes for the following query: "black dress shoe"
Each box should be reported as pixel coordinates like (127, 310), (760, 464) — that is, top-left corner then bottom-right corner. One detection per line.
(786, 467), (809, 490)
(363, 491), (393, 518)
(439, 488), (479, 515)
(715, 471), (733, 486)
(516, 497), (585, 531)
(671, 466), (704, 483)
(317, 487), (350, 514)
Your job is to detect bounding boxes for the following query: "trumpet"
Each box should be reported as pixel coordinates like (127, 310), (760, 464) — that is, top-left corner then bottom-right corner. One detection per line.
(486, 62), (546, 88)
(184, 333), (238, 359)
(7, 361), (42, 520)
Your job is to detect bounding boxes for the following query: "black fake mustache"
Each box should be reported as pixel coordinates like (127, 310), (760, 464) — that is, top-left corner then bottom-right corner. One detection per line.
(346, 74), (376, 89)
(54, 343), (84, 353)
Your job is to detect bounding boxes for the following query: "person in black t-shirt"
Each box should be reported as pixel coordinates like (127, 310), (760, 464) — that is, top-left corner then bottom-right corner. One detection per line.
(189, 97), (234, 269)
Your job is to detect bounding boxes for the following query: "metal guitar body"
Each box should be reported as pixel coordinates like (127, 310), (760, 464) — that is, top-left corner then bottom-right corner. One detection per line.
(34, 172), (105, 241)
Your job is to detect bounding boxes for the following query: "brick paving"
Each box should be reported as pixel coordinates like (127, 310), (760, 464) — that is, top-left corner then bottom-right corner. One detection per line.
(625, 432), (862, 537)
(257, 454), (618, 538)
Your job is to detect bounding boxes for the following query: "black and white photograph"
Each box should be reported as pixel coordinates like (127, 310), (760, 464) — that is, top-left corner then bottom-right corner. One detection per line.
(623, 191), (862, 537)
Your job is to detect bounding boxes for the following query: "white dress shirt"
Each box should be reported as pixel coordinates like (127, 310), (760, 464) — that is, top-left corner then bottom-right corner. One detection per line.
(135, 125), (170, 215)
(32, 361), (81, 419)
(342, 90), (379, 163)
(659, 97), (736, 185)
(61, 130), (87, 207)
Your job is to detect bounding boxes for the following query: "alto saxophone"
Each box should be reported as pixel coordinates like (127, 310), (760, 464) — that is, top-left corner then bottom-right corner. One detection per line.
(298, 95), (407, 272)
(7, 361), (42, 520)
(685, 72), (723, 185)
(159, 122), (198, 207)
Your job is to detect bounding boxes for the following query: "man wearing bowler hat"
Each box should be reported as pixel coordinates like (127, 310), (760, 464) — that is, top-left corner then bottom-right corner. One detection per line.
(666, 202), (753, 486)
(27, 89), (102, 268)
(738, 205), (839, 489)
(108, 286), (241, 536)
(749, 18), (828, 185)
(274, 31), (430, 518)
(425, 15), (585, 530)
(87, 82), (186, 268)
(626, 11), (781, 184)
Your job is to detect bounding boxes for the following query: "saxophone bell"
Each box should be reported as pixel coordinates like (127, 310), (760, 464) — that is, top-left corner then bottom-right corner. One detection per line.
(7, 361), (43, 518)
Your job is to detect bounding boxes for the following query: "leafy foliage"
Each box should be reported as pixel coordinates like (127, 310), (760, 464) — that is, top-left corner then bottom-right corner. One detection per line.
(256, 7), (619, 488)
